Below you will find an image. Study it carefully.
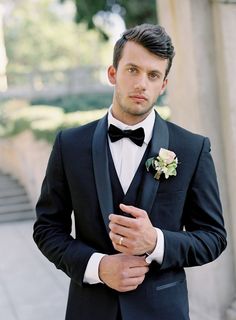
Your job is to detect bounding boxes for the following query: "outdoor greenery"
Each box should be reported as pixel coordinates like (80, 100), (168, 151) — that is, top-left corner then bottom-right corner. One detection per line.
(0, 1), (167, 146)
(31, 91), (167, 113)
(0, 99), (108, 143)
(3, 0), (157, 75)
(3, 0), (112, 74)
(31, 92), (114, 112)
(60, 0), (157, 36)
(0, 100), (170, 144)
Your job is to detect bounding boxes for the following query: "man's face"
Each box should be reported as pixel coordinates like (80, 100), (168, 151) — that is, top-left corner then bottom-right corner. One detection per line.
(108, 41), (168, 125)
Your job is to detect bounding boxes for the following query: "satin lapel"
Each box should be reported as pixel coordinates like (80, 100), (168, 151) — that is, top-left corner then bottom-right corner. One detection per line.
(92, 114), (114, 234)
(139, 111), (169, 214)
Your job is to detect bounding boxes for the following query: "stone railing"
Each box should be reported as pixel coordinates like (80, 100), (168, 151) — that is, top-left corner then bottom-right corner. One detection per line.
(1, 65), (112, 101)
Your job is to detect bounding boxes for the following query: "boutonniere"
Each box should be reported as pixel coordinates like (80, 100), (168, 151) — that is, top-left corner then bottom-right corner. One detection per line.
(145, 148), (178, 180)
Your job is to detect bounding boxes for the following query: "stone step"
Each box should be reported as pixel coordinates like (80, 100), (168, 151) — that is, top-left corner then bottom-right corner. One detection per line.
(0, 175), (17, 183)
(0, 195), (30, 206)
(0, 180), (21, 190)
(0, 171), (34, 222)
(0, 203), (33, 214)
(0, 188), (26, 198)
(0, 184), (26, 194)
(0, 210), (35, 223)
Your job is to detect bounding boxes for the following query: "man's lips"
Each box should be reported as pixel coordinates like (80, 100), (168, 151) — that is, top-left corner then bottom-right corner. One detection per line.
(129, 94), (148, 101)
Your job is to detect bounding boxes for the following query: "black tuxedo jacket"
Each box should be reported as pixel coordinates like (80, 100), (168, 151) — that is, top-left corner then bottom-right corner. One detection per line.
(33, 111), (227, 320)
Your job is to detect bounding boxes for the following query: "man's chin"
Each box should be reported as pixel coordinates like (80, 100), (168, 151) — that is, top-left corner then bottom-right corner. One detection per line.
(128, 104), (153, 117)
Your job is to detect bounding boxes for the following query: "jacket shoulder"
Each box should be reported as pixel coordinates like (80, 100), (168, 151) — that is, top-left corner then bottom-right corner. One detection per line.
(167, 120), (205, 141)
(51, 118), (103, 149)
(164, 120), (212, 166)
(61, 119), (100, 140)
(166, 120), (208, 149)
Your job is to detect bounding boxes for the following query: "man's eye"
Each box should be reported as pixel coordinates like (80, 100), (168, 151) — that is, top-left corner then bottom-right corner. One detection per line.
(128, 67), (137, 73)
(149, 73), (159, 80)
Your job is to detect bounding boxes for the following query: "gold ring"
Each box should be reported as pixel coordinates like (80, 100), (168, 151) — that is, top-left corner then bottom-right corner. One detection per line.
(119, 236), (124, 246)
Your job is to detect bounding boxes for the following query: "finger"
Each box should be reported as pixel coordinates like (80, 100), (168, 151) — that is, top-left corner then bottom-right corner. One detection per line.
(109, 214), (137, 228)
(110, 233), (142, 253)
(120, 275), (146, 287)
(112, 242), (129, 254)
(128, 266), (149, 277)
(109, 222), (131, 237)
(119, 204), (147, 218)
(109, 234), (136, 255)
(109, 232), (128, 247)
(123, 255), (149, 267)
(131, 256), (150, 267)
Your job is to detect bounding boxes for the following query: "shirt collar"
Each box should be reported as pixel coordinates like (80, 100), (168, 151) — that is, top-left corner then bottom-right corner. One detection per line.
(108, 106), (155, 145)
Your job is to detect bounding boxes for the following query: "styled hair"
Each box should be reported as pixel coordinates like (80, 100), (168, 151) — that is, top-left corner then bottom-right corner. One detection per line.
(113, 24), (175, 79)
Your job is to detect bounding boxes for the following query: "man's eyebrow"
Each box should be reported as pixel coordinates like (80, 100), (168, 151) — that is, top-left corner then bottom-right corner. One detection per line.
(125, 63), (139, 68)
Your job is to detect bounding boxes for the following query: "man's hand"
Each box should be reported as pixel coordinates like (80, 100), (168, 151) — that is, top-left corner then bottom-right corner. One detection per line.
(109, 204), (157, 255)
(99, 253), (149, 292)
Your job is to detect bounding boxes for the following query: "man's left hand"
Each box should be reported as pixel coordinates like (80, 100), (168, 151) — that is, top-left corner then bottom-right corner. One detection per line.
(109, 204), (157, 255)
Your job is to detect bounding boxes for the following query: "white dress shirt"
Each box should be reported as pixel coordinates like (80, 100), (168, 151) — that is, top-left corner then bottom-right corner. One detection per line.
(83, 108), (164, 284)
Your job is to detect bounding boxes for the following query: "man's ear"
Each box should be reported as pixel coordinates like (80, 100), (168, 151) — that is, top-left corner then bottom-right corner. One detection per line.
(107, 66), (117, 85)
(160, 78), (168, 95)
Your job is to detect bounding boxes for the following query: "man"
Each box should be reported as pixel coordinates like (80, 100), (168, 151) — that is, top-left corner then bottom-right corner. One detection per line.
(33, 24), (227, 320)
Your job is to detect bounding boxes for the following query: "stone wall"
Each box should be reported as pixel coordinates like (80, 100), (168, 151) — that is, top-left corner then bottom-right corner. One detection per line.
(0, 131), (51, 206)
(157, 0), (236, 319)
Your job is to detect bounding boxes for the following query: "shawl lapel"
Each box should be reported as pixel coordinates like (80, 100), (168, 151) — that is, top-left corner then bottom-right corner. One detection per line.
(92, 114), (113, 234)
(138, 111), (169, 214)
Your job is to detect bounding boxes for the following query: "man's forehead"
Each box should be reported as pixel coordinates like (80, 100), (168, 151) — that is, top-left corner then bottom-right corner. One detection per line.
(119, 42), (168, 72)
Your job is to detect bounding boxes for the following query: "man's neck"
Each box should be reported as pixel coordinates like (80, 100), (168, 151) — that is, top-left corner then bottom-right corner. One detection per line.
(110, 109), (152, 126)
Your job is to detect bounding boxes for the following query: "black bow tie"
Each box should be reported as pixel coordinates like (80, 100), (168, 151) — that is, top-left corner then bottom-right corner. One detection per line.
(108, 124), (145, 147)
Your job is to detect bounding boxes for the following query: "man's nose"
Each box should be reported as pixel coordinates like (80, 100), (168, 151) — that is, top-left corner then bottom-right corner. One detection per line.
(134, 75), (147, 91)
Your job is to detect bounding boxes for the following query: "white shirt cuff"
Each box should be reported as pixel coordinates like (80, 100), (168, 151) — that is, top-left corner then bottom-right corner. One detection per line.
(83, 253), (106, 284)
(145, 228), (164, 264)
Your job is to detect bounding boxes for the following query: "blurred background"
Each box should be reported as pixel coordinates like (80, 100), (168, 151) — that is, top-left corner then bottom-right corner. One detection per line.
(0, 0), (236, 319)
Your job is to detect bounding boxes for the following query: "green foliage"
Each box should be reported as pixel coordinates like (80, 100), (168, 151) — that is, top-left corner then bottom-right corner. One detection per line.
(0, 99), (170, 144)
(69, 0), (107, 29)
(117, 0), (157, 27)
(0, 100), (64, 140)
(4, 0), (112, 73)
(31, 91), (167, 113)
(32, 108), (108, 143)
(31, 92), (113, 112)
(60, 0), (157, 35)
(0, 99), (108, 143)
(0, 99), (29, 135)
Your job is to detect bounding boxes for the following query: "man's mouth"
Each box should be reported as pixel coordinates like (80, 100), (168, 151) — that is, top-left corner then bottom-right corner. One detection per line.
(129, 95), (148, 102)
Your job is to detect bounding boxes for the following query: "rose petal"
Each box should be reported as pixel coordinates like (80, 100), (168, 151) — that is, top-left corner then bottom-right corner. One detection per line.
(159, 148), (176, 164)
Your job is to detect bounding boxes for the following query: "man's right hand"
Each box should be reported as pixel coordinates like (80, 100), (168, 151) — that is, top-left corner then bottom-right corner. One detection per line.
(98, 254), (149, 292)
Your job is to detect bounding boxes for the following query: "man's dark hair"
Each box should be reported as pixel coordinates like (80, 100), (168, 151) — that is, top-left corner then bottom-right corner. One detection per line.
(113, 24), (175, 79)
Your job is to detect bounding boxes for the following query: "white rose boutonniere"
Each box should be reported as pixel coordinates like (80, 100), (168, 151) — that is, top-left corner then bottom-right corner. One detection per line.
(145, 148), (178, 180)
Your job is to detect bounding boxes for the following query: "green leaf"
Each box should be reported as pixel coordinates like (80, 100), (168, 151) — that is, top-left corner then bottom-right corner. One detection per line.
(145, 157), (154, 171)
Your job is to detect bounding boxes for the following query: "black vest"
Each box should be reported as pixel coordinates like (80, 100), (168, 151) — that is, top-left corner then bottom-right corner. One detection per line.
(107, 144), (151, 216)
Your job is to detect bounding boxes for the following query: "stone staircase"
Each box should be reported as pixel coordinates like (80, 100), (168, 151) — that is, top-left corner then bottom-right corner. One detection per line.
(0, 171), (35, 223)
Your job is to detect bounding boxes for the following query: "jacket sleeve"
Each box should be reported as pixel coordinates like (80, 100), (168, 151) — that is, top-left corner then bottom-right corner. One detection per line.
(33, 132), (97, 286)
(160, 137), (227, 270)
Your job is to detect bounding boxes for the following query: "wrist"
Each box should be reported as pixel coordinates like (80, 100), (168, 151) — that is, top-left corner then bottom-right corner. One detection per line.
(145, 228), (164, 265)
(146, 227), (157, 255)
(98, 255), (108, 283)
